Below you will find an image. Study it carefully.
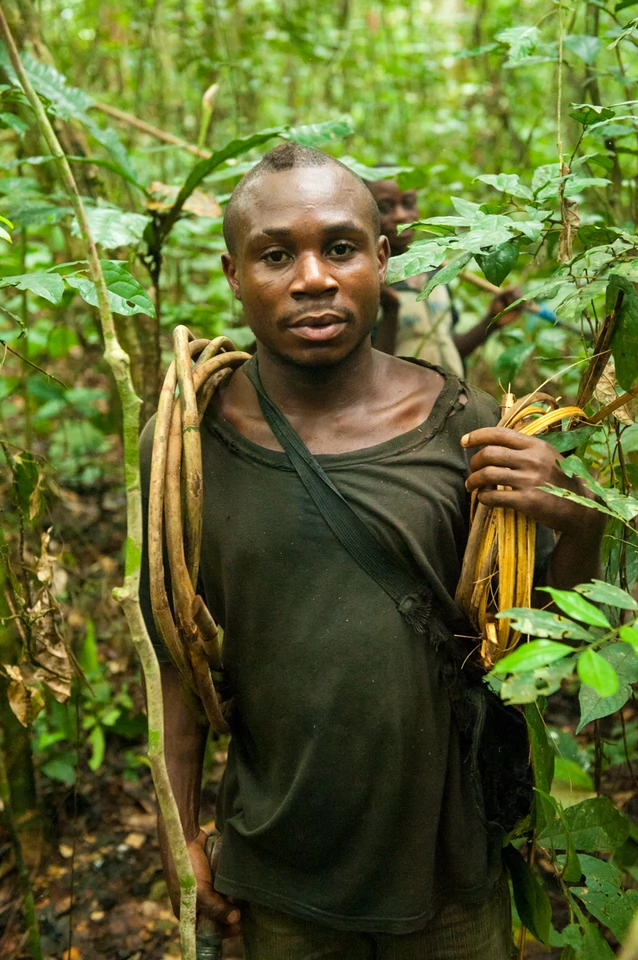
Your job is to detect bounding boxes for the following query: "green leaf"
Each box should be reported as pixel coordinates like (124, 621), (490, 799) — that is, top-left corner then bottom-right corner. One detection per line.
(497, 25), (540, 62)
(417, 252), (472, 300)
(619, 625), (638, 652)
(574, 579), (638, 610)
(41, 757), (76, 785)
(476, 173), (533, 200)
(553, 757), (594, 790)
(569, 104), (616, 127)
(491, 639), (573, 675)
(577, 643), (638, 730)
(497, 607), (593, 641)
(577, 648), (619, 697)
(608, 274), (638, 392)
(71, 207), (150, 249)
(285, 118), (354, 147)
(500, 659), (575, 705)
(564, 34), (601, 65)
(385, 241), (446, 284)
(339, 156), (409, 183)
(67, 261), (155, 317)
(475, 238), (519, 286)
(495, 341), (534, 384)
(572, 854), (638, 942)
(0, 271), (65, 304)
(525, 702), (554, 794)
(503, 844), (551, 944)
(563, 175), (612, 197)
(539, 588), (611, 628)
(578, 225), (621, 248)
(162, 127), (284, 237)
(538, 796), (629, 851)
(543, 426), (602, 453)
(0, 111), (29, 138)
(0, 48), (93, 119)
(87, 725), (106, 772)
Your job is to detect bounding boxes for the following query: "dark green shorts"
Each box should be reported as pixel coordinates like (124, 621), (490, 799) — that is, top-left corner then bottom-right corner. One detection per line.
(241, 873), (512, 960)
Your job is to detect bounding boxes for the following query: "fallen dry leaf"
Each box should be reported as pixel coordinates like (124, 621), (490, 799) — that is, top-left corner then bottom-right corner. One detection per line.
(124, 832), (146, 849)
(147, 181), (221, 218)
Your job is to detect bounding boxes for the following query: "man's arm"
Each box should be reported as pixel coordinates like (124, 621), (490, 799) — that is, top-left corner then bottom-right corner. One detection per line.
(453, 289), (523, 359)
(462, 427), (607, 590)
(158, 662), (240, 931)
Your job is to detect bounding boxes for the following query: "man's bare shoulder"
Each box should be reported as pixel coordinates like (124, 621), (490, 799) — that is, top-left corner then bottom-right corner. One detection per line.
(375, 351), (446, 397)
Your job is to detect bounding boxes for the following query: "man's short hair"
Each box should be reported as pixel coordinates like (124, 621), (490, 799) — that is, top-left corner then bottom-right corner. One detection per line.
(223, 141), (380, 256)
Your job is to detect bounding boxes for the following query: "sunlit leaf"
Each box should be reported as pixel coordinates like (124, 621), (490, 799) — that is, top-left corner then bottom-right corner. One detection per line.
(0, 271), (65, 304)
(577, 643), (638, 730)
(491, 639), (573, 675)
(538, 588), (611, 628)
(577, 647), (619, 697)
(574, 579), (638, 610)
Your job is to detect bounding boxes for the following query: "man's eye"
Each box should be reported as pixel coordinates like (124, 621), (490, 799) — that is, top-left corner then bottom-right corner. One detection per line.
(328, 241), (355, 257)
(263, 250), (291, 263)
(377, 201), (393, 214)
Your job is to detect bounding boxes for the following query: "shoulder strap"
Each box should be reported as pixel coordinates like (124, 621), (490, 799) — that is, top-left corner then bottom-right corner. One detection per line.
(242, 357), (434, 634)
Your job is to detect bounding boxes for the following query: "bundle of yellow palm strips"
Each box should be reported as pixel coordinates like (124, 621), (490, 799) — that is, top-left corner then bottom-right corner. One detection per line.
(455, 391), (587, 670)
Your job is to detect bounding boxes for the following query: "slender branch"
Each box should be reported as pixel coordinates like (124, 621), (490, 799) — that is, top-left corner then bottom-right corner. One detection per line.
(0, 339), (67, 386)
(0, 10), (198, 958)
(92, 101), (211, 159)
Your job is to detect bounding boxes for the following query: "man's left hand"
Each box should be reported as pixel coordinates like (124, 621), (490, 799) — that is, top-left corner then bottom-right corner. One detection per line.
(462, 427), (604, 537)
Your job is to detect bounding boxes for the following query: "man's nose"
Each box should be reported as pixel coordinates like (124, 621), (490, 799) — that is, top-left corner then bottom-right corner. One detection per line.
(394, 203), (413, 225)
(290, 253), (338, 297)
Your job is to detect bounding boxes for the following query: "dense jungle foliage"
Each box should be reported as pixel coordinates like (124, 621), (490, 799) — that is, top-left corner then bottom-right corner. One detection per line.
(2, 0), (638, 958)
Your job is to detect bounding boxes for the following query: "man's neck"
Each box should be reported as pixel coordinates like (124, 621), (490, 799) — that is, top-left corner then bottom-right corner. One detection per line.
(255, 340), (380, 416)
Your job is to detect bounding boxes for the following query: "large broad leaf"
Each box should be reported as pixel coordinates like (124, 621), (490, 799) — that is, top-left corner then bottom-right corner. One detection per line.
(572, 855), (638, 942)
(385, 241), (446, 284)
(67, 261), (155, 317)
(553, 757), (594, 789)
(0, 49), (135, 185)
(564, 34), (601, 65)
(569, 103), (615, 126)
(577, 643), (638, 730)
(577, 647), (620, 697)
(0, 271), (65, 304)
(502, 845), (551, 944)
(609, 274), (638, 392)
(538, 796), (629, 851)
(336, 156), (408, 183)
(476, 173), (533, 200)
(0, 47), (92, 119)
(543, 425), (602, 453)
(497, 25), (541, 62)
(574, 579), (638, 610)
(417, 252), (472, 301)
(525, 702), (554, 794)
(284, 119), (354, 147)
(475, 238), (519, 286)
(71, 207), (151, 249)
(496, 607), (593, 641)
(539, 588), (611, 628)
(491, 639), (573, 675)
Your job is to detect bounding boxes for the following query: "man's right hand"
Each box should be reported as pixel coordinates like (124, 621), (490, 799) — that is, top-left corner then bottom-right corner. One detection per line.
(167, 828), (241, 938)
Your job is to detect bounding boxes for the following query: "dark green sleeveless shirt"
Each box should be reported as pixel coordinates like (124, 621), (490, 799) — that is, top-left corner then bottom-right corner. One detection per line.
(140, 368), (508, 934)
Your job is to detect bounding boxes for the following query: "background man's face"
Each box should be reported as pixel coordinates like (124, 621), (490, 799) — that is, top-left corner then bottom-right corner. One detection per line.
(223, 166), (389, 367)
(368, 180), (419, 257)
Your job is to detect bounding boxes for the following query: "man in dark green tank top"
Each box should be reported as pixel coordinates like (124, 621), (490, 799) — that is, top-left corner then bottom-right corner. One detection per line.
(139, 143), (605, 959)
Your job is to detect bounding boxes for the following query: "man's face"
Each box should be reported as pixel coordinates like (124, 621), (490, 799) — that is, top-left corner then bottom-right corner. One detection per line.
(222, 166), (390, 368)
(368, 180), (419, 257)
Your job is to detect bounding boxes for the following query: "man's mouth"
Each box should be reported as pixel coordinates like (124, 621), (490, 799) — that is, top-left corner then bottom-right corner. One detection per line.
(288, 313), (348, 342)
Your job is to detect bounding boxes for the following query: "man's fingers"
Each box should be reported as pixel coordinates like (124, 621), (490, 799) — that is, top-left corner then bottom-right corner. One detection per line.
(461, 427), (535, 451)
(466, 466), (520, 492)
(198, 886), (241, 926)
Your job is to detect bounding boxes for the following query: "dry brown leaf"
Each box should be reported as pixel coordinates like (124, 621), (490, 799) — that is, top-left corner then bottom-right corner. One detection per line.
(123, 831), (146, 849)
(595, 358), (638, 424)
(62, 948), (81, 960)
(4, 665), (45, 725)
(147, 181), (221, 218)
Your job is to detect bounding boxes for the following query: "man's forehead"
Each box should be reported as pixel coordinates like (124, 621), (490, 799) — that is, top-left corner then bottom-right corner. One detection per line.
(240, 167), (373, 233)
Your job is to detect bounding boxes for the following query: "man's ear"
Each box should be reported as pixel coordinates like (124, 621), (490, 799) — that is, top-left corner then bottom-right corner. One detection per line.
(221, 252), (242, 301)
(377, 235), (391, 284)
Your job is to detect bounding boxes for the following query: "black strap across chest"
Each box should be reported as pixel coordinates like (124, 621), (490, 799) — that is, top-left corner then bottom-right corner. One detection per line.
(243, 356), (439, 634)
